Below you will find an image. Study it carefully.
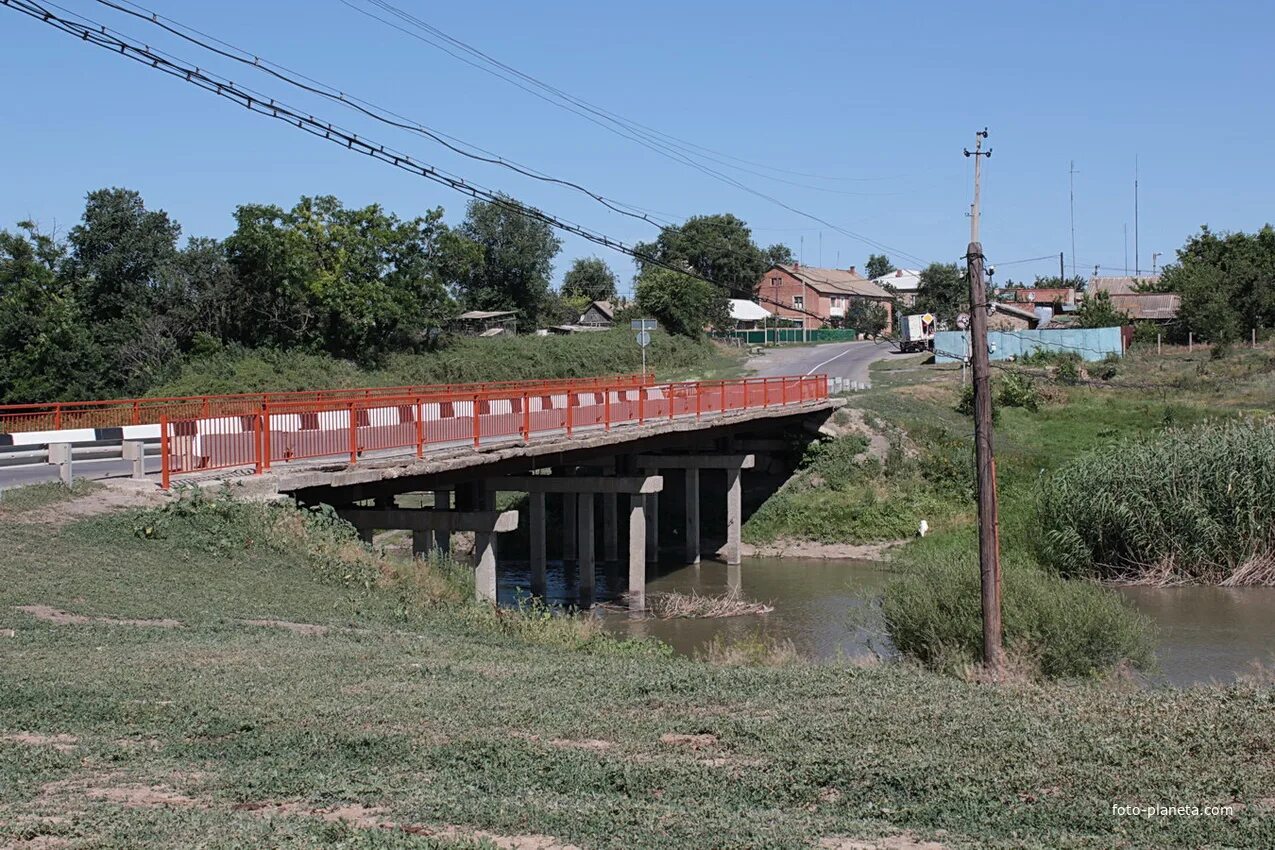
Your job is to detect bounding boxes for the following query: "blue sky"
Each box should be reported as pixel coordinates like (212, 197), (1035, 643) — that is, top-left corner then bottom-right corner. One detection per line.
(2, 0), (1272, 294)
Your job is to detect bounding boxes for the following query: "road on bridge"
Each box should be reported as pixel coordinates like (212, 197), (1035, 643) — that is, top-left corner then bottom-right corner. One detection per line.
(745, 339), (896, 387)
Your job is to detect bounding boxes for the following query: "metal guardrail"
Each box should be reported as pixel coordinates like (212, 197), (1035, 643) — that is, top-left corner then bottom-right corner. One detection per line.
(2, 439), (159, 485)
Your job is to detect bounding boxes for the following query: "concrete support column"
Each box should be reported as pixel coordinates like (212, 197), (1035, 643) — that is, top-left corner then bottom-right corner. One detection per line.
(563, 493), (578, 562)
(432, 489), (451, 556)
(628, 494), (646, 610)
(529, 492), (547, 597)
(684, 468), (701, 565)
(577, 493), (595, 605)
(603, 492), (619, 563)
(48, 443), (73, 487)
(725, 467), (742, 566)
(727, 562), (742, 593)
(644, 492), (659, 563)
(474, 530), (497, 604)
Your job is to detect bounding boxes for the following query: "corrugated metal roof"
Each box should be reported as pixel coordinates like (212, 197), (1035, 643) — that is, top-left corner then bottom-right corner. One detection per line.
(1108, 293), (1180, 320)
(871, 269), (922, 292)
(1089, 275), (1162, 296)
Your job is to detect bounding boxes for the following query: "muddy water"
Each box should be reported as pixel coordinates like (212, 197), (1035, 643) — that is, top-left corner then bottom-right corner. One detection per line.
(496, 557), (1275, 687)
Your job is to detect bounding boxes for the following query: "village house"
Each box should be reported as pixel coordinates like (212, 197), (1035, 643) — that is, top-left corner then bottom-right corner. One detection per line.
(755, 263), (894, 329)
(987, 302), (1043, 331)
(1088, 275), (1179, 323)
(577, 299), (615, 327)
(871, 268), (923, 307)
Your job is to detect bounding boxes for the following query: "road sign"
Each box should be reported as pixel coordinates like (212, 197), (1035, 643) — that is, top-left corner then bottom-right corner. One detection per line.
(631, 319), (657, 331)
(635, 331), (651, 348)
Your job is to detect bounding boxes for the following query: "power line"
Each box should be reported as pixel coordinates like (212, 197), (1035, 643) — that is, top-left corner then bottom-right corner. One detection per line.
(3, 0), (839, 324)
(347, 0), (901, 186)
(338, 0), (929, 265)
(90, 0), (668, 230)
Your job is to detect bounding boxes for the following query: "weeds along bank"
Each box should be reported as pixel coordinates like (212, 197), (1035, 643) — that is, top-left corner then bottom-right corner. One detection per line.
(2, 490), (1274, 849)
(150, 330), (739, 397)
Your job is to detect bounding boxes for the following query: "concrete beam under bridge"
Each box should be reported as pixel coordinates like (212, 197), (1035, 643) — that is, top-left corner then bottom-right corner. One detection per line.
(337, 507), (518, 604)
(497, 475), (663, 494)
(639, 454), (755, 470)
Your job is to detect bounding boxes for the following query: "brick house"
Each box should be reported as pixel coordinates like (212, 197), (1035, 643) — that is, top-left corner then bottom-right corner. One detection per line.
(755, 263), (894, 329)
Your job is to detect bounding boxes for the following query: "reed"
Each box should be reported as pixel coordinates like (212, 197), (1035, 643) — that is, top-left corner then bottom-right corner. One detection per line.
(1038, 418), (1275, 584)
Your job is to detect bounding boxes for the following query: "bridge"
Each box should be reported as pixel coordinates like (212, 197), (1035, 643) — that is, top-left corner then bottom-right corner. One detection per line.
(1, 373), (841, 610)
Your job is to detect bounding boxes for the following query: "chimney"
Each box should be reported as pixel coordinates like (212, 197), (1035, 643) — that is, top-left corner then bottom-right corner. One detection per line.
(895, 269), (903, 277)
(848, 265), (856, 275)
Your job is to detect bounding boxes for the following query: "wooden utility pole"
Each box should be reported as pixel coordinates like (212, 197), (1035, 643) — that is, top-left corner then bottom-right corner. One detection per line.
(963, 128), (1003, 672)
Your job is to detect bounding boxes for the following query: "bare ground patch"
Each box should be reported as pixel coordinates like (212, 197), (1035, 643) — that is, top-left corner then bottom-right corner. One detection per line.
(510, 732), (615, 752)
(818, 832), (949, 850)
(14, 605), (181, 629)
(7, 481), (164, 526)
(240, 618), (330, 636)
(1, 733), (78, 754)
(658, 732), (718, 749)
(238, 800), (584, 849)
(739, 538), (905, 560)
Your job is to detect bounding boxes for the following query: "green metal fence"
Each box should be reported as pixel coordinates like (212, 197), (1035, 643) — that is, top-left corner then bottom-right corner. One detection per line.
(717, 328), (866, 345)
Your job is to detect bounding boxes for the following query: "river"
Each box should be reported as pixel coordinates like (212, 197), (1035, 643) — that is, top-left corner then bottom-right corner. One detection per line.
(495, 556), (1275, 687)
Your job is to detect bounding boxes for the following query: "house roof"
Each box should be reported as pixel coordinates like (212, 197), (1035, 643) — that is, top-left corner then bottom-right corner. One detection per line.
(772, 264), (891, 298)
(991, 302), (1042, 324)
(583, 300), (614, 320)
(1108, 293), (1180, 320)
(871, 268), (922, 292)
(1005, 287), (1076, 305)
(729, 298), (771, 322)
(1089, 275), (1161, 296)
(456, 310), (515, 320)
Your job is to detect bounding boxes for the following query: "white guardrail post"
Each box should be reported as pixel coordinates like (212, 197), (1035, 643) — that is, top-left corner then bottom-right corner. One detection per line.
(47, 442), (73, 487)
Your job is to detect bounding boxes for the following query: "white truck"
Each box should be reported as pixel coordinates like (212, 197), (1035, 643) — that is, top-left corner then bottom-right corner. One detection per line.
(898, 312), (937, 353)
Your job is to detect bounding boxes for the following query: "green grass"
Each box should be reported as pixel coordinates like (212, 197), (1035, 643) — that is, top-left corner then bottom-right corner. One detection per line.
(1, 494), (1274, 848)
(150, 330), (743, 397)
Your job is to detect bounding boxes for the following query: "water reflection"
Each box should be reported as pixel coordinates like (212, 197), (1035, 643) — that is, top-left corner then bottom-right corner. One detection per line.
(496, 556), (1275, 686)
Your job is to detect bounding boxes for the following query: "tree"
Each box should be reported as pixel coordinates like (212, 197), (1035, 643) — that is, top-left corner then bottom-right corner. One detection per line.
(865, 253), (896, 280)
(764, 243), (795, 266)
(914, 262), (968, 323)
(1159, 224), (1275, 342)
(635, 266), (730, 338)
(561, 257), (617, 302)
(1075, 290), (1130, 329)
(0, 224), (104, 402)
(225, 196), (466, 363)
(844, 300), (889, 336)
(1030, 274), (1087, 290)
(634, 214), (767, 298)
(456, 195), (561, 327)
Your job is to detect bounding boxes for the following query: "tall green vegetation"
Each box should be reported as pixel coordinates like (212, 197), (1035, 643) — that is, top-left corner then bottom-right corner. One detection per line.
(1158, 224), (1275, 343)
(913, 261), (967, 323)
(1074, 290), (1129, 328)
(882, 555), (1153, 679)
(1039, 419), (1275, 584)
(864, 253), (895, 280)
(455, 195), (561, 327)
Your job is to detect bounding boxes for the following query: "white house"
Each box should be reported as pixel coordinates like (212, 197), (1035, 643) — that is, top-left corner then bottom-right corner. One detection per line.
(871, 268), (922, 306)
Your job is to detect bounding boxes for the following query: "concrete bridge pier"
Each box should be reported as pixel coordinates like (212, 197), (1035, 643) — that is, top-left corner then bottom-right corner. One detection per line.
(337, 506), (518, 603)
(528, 492), (547, 597)
(641, 454), (754, 567)
(502, 475), (662, 610)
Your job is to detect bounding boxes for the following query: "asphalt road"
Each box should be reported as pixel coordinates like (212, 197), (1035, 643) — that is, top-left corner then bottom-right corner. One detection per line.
(745, 339), (897, 386)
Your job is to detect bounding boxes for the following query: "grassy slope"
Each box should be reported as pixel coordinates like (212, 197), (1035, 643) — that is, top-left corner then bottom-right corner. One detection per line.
(745, 343), (1275, 555)
(2, 499), (1273, 849)
(150, 331), (745, 397)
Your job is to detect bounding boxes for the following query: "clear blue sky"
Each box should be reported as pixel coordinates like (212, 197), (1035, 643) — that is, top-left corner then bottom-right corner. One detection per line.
(2, 0), (1272, 294)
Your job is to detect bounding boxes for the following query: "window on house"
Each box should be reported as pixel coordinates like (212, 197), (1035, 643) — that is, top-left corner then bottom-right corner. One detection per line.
(793, 295), (804, 309)
(771, 276), (781, 287)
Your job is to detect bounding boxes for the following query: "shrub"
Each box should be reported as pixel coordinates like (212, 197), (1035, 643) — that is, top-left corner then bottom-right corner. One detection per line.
(1038, 418), (1275, 584)
(1095, 354), (1119, 381)
(1054, 356), (1080, 385)
(882, 555), (1153, 679)
(955, 383), (999, 422)
(996, 372), (1041, 411)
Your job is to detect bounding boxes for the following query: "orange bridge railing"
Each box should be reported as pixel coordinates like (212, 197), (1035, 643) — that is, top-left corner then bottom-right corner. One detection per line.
(158, 374), (829, 488)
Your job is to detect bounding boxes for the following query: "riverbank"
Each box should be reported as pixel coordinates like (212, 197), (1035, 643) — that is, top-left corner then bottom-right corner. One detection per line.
(2, 491), (1273, 849)
(744, 342), (1275, 577)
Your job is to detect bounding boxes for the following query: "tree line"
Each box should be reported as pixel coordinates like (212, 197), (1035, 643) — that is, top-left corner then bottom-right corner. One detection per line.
(0, 189), (802, 403)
